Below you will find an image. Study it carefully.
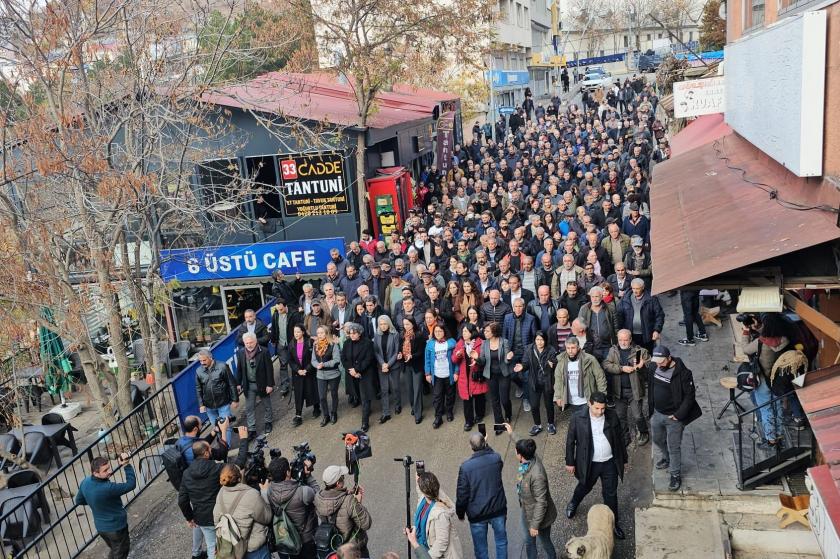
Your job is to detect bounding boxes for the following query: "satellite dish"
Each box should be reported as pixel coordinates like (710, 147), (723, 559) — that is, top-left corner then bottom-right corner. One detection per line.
(718, 0), (726, 20)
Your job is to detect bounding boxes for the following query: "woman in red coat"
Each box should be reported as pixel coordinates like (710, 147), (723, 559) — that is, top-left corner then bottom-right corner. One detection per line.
(452, 323), (488, 432)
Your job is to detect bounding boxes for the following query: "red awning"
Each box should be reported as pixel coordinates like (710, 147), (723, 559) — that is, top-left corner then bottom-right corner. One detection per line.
(650, 130), (840, 295)
(669, 113), (732, 158)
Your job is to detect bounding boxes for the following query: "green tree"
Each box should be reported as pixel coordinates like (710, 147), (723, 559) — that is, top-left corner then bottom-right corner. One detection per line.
(700, 0), (726, 51)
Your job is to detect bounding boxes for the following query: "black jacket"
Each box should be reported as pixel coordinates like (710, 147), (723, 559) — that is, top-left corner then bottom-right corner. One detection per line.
(646, 357), (702, 425)
(617, 292), (665, 343)
(271, 279), (302, 306)
(480, 301), (511, 325)
(195, 360), (238, 410)
(523, 344), (558, 393)
(341, 337), (377, 376)
(455, 447), (506, 522)
(177, 439), (248, 526)
(270, 309), (304, 348)
(565, 406), (627, 483)
(263, 476), (320, 544)
(235, 345), (274, 395)
(235, 319), (270, 348)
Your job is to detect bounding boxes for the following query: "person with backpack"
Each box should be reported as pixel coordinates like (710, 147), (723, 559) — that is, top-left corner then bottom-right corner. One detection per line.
(314, 465), (373, 559)
(178, 426), (250, 559)
(214, 463), (273, 559)
(196, 349), (239, 443)
(260, 457), (320, 559)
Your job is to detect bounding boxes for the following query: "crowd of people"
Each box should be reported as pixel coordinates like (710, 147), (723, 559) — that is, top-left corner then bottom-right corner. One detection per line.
(77, 74), (716, 559)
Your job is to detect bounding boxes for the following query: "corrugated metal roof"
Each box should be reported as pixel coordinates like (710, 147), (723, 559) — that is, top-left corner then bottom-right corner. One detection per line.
(798, 366), (840, 467)
(669, 113), (732, 158)
(201, 72), (447, 129)
(650, 130), (840, 295)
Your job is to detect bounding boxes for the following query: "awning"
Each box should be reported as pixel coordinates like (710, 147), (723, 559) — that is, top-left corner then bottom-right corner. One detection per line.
(650, 130), (840, 295)
(669, 113), (732, 157)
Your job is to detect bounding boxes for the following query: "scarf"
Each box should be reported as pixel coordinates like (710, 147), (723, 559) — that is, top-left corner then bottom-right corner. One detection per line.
(516, 461), (531, 496)
(402, 331), (414, 362)
(245, 346), (259, 360)
(413, 497), (434, 549)
(315, 337), (330, 358)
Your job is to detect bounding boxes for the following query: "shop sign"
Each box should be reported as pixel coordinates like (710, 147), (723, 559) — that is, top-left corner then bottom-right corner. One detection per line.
(160, 237), (345, 282)
(436, 111), (455, 172)
(673, 76), (725, 118)
(278, 151), (350, 216)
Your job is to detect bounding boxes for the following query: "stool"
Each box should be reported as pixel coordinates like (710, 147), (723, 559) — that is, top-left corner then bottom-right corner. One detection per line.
(717, 376), (746, 419)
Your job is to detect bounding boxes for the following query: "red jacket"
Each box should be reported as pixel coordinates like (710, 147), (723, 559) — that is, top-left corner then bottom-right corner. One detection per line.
(452, 338), (488, 399)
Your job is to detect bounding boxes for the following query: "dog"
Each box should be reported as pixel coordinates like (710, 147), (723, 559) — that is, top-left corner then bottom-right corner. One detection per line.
(565, 504), (615, 559)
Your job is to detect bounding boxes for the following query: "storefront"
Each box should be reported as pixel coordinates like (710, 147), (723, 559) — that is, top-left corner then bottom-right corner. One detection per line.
(160, 237), (345, 344)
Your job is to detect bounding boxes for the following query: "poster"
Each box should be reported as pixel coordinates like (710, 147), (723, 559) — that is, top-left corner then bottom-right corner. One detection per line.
(278, 151), (350, 216)
(674, 76), (725, 119)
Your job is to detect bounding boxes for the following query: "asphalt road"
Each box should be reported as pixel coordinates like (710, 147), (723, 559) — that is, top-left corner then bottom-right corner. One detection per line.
(90, 378), (652, 559)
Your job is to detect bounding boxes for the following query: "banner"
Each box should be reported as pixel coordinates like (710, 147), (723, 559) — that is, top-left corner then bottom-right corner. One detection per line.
(436, 111), (455, 172)
(160, 237), (345, 282)
(278, 151), (350, 216)
(674, 76), (725, 119)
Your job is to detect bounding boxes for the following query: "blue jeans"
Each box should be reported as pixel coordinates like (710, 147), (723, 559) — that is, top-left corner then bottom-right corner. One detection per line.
(469, 514), (507, 559)
(750, 381), (780, 441)
(192, 525), (216, 559)
(521, 510), (555, 559)
(205, 404), (233, 444)
(784, 392), (805, 420)
(244, 544), (270, 559)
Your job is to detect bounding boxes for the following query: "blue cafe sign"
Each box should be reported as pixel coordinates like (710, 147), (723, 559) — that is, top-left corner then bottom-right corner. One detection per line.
(160, 238), (345, 282)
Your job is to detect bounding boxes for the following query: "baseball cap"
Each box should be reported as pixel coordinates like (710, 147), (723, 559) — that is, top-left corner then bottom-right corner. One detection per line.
(322, 465), (349, 485)
(629, 202), (640, 212)
(631, 236), (644, 247)
(311, 299), (322, 306)
(651, 346), (671, 364)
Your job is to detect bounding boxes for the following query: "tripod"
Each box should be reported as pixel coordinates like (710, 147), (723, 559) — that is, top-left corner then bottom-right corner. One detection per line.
(394, 456), (415, 558)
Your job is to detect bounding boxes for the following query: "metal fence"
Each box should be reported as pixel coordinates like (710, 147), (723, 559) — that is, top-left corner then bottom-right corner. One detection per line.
(0, 382), (181, 558)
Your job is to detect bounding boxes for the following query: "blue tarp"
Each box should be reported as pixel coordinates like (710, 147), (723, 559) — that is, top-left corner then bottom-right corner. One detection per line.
(676, 50), (724, 60)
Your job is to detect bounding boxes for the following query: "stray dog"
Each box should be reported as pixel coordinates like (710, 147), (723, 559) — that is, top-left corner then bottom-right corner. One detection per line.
(565, 504), (615, 558)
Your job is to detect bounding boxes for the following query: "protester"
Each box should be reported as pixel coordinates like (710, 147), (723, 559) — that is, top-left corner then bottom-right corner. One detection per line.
(289, 324), (321, 427)
(425, 323), (458, 428)
(75, 453), (136, 559)
(315, 465), (373, 559)
(235, 309), (270, 348)
(414, 471), (463, 559)
(477, 322), (513, 434)
(261, 457), (320, 559)
(553, 336), (607, 414)
(452, 323), (487, 431)
(214, 464), (273, 559)
(195, 349), (238, 442)
(564, 391), (627, 540)
(617, 277), (665, 353)
(647, 346), (703, 491)
(523, 331), (558, 435)
(236, 332), (274, 438)
(341, 323), (377, 432)
(374, 314), (402, 423)
(455, 433), (507, 559)
(312, 324), (343, 426)
(603, 330), (650, 445)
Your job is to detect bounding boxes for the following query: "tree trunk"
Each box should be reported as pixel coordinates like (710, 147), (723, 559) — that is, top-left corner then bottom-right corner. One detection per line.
(77, 345), (116, 428)
(355, 132), (369, 236)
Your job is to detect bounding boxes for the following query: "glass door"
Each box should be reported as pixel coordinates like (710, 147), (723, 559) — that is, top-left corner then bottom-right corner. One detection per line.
(221, 285), (266, 333)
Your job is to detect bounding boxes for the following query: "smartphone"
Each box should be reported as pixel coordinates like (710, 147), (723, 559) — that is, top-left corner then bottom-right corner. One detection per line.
(493, 424), (506, 431)
(415, 460), (426, 475)
(477, 423), (486, 437)
(635, 349), (642, 365)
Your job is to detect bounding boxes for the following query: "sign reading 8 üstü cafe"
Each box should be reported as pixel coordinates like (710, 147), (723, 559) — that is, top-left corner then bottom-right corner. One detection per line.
(278, 151), (350, 216)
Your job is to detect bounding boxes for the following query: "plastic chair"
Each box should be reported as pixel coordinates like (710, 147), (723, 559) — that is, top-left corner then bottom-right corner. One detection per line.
(157, 341), (172, 377)
(131, 339), (146, 371)
(168, 341), (192, 372)
(40, 413), (65, 426)
(0, 435), (20, 472)
(0, 496), (42, 554)
(23, 433), (54, 472)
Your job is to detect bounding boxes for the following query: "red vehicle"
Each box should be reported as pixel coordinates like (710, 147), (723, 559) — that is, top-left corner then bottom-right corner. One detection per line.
(365, 167), (416, 239)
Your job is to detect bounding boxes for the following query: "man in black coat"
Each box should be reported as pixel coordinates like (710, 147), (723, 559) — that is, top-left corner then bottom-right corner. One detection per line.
(647, 346), (702, 492)
(234, 309), (270, 348)
(270, 299), (304, 396)
(564, 391), (628, 539)
(456, 433), (508, 559)
(178, 428), (249, 559)
(236, 333), (275, 438)
(340, 323), (377, 432)
(271, 270), (302, 306)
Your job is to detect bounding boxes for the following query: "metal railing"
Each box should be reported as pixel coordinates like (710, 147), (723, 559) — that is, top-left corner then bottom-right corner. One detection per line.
(734, 389), (813, 490)
(0, 381), (181, 558)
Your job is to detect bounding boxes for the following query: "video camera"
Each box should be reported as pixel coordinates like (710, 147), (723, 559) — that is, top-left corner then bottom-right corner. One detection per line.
(290, 441), (316, 482)
(736, 313), (758, 328)
(243, 435), (282, 489)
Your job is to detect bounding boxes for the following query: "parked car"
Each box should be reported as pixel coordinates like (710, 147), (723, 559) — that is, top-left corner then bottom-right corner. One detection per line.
(638, 52), (663, 73)
(581, 69), (612, 91)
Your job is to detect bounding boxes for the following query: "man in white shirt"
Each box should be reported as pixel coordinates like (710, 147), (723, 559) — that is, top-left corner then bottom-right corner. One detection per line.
(563, 392), (628, 540)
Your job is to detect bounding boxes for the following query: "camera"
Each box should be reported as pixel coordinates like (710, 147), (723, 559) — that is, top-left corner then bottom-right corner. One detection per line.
(290, 442), (316, 482)
(215, 415), (237, 426)
(415, 460), (425, 475)
(736, 313), (757, 328)
(243, 435), (282, 489)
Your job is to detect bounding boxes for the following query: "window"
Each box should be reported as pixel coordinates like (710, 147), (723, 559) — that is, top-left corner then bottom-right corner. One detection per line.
(498, 0), (508, 21)
(623, 35), (628, 47)
(744, 0), (765, 29)
(658, 32), (663, 38)
(196, 158), (243, 221)
(524, 6), (529, 26)
(517, 3), (523, 26)
(689, 31), (693, 41)
(646, 33), (651, 42)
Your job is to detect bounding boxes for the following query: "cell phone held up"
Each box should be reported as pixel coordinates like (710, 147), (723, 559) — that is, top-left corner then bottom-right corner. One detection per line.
(415, 460), (426, 476)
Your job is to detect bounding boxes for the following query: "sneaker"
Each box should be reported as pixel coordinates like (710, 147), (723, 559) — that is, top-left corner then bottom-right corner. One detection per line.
(514, 386), (524, 398)
(669, 475), (681, 491)
(547, 423), (557, 435)
(522, 399), (532, 412)
(264, 422), (273, 434)
(291, 415), (302, 427)
(529, 425), (543, 436)
(677, 338), (696, 346)
(655, 458), (670, 470)
(637, 433), (650, 446)
(696, 333), (710, 342)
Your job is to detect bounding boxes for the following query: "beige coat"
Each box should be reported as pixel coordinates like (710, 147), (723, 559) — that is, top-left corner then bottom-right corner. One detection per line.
(213, 483), (273, 552)
(417, 488), (463, 559)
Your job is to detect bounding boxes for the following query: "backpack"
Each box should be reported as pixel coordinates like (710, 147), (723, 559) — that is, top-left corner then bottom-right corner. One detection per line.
(215, 490), (249, 559)
(161, 439), (189, 491)
(270, 491), (302, 555)
(315, 511), (345, 559)
(736, 341), (762, 392)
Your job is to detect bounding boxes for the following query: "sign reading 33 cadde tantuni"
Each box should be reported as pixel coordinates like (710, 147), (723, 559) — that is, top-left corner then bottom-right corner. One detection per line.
(278, 151), (350, 217)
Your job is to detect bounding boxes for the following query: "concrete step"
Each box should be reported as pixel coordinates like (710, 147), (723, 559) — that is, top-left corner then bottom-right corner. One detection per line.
(653, 485), (782, 515)
(735, 552), (820, 559)
(636, 507), (728, 559)
(723, 512), (821, 556)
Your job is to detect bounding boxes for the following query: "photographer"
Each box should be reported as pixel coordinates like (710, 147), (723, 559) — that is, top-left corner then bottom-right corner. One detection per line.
(315, 465), (373, 559)
(175, 415), (231, 465)
(196, 349), (239, 443)
(179, 425), (250, 559)
(260, 457), (320, 559)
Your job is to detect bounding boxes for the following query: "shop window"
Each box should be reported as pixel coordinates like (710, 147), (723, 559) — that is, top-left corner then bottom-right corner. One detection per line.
(245, 156), (282, 233)
(172, 286), (226, 344)
(196, 158), (242, 221)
